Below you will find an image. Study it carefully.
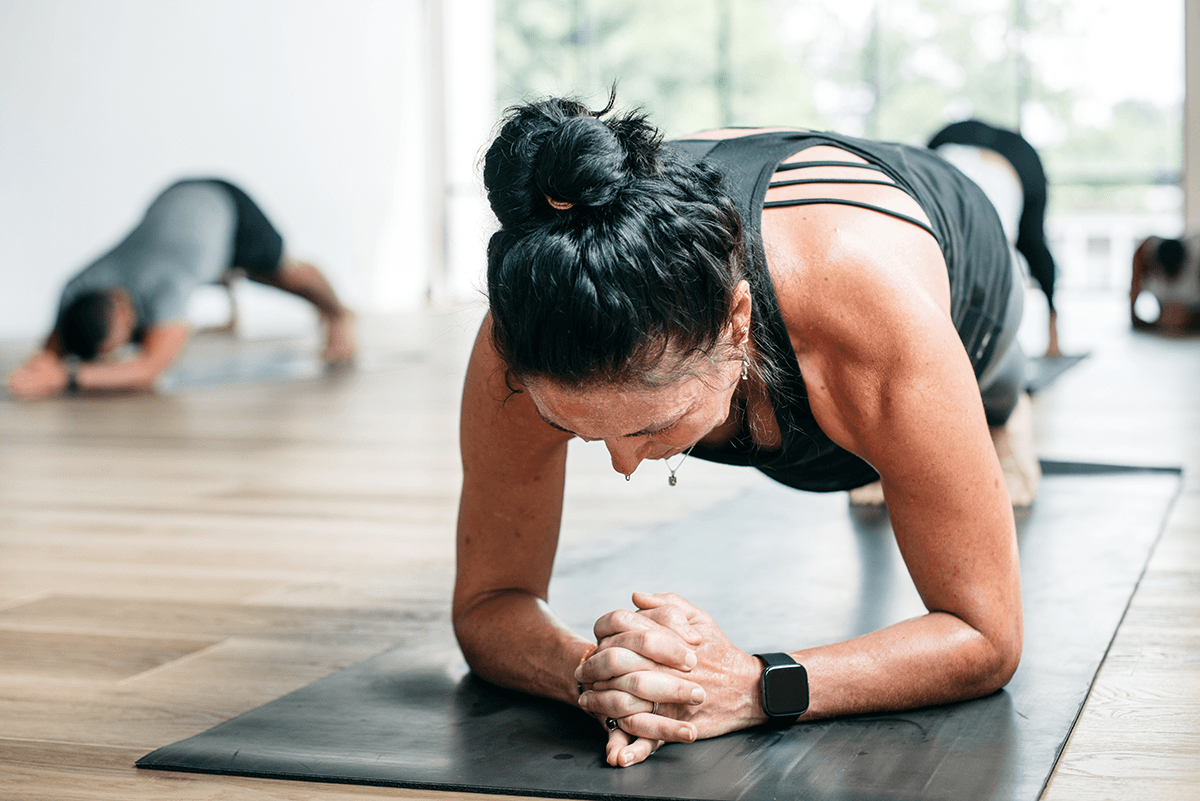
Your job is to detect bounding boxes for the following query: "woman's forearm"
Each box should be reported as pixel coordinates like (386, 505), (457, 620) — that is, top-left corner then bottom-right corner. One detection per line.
(794, 609), (1021, 722)
(453, 589), (593, 706)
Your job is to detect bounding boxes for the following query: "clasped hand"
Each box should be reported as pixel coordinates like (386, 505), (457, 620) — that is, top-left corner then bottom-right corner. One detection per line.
(7, 353), (68, 400)
(575, 592), (763, 767)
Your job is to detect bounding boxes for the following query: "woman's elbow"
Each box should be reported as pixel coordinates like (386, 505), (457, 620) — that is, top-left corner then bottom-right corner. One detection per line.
(451, 597), (478, 650)
(451, 614), (478, 666)
(973, 621), (1023, 697)
(451, 591), (500, 670)
(989, 634), (1022, 692)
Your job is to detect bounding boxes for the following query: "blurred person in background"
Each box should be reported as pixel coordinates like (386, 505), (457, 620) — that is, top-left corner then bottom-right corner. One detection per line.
(8, 178), (355, 400)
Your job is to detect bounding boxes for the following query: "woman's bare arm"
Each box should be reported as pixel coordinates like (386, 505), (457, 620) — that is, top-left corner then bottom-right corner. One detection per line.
(580, 198), (1022, 743)
(454, 314), (604, 705)
(455, 315), (708, 775)
(774, 201), (1023, 718)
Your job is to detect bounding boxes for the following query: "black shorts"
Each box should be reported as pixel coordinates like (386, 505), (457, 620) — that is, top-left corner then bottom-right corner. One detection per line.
(206, 179), (285, 276)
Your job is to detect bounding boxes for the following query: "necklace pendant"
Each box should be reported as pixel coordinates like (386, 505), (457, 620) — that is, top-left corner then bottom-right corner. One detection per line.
(668, 475), (677, 486)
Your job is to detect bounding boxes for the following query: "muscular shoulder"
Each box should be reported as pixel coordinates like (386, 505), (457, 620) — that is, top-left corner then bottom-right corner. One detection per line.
(764, 203), (951, 365)
(757, 158), (959, 452)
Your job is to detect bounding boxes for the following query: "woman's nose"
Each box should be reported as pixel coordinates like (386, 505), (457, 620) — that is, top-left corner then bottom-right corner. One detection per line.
(605, 438), (651, 476)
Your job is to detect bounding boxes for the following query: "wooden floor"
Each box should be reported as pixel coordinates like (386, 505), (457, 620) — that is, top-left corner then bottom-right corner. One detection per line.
(0, 290), (1197, 800)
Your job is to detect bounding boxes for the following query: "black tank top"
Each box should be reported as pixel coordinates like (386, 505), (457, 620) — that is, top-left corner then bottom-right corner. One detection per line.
(669, 130), (1012, 492)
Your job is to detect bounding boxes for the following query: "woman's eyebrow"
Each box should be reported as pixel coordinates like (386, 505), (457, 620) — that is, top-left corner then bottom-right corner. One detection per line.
(533, 406), (678, 439)
(533, 407), (576, 435)
(625, 418), (677, 437)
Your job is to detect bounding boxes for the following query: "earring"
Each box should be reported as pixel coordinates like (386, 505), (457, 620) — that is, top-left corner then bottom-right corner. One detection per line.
(740, 328), (751, 381)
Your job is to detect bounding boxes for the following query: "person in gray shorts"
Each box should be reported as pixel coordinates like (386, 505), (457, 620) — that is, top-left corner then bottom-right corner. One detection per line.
(8, 178), (356, 399)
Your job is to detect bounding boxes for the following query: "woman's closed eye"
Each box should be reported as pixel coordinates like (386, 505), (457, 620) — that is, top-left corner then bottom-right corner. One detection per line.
(628, 419), (679, 438)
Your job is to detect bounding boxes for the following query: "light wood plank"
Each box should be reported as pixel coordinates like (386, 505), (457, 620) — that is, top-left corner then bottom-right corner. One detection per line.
(1, 296), (1199, 800)
(0, 595), (444, 641)
(0, 630), (217, 682)
(0, 740), (536, 801)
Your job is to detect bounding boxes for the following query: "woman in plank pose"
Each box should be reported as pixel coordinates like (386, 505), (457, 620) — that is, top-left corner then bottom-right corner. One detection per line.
(455, 94), (1036, 768)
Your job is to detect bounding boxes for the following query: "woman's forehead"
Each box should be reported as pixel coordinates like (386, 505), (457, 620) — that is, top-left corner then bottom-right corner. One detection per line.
(525, 375), (703, 436)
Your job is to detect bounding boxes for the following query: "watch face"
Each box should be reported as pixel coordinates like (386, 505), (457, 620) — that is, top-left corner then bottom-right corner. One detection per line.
(764, 663), (809, 716)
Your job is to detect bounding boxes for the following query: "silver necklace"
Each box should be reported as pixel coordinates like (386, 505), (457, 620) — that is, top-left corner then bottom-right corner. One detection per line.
(666, 443), (697, 486)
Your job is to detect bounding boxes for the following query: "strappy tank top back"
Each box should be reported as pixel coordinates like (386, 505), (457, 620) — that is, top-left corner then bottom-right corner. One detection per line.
(668, 130), (1012, 492)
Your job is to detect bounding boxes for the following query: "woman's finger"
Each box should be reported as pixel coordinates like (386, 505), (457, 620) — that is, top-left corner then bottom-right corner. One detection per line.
(594, 628), (697, 672)
(633, 600), (702, 645)
(601, 721), (634, 766)
(609, 711), (698, 746)
(580, 688), (651, 718)
(632, 591), (705, 621)
(595, 606), (697, 643)
(578, 644), (695, 685)
(604, 727), (661, 768)
(589, 669), (706, 706)
(604, 733), (662, 767)
(582, 686), (704, 721)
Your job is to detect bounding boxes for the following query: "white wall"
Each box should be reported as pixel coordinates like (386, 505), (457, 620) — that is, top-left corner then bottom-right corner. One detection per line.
(0, 0), (495, 340)
(443, 0), (498, 303)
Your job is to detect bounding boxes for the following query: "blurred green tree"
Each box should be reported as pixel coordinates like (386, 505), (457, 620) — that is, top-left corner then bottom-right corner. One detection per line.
(494, 0), (1182, 214)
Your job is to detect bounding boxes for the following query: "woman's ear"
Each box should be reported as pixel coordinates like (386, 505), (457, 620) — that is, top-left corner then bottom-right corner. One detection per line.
(727, 280), (753, 345)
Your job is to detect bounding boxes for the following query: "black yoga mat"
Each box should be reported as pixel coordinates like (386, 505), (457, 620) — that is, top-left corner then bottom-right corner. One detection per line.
(138, 463), (1180, 801)
(1025, 353), (1088, 394)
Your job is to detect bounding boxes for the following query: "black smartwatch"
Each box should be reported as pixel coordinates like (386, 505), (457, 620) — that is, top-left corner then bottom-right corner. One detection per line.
(754, 652), (809, 722)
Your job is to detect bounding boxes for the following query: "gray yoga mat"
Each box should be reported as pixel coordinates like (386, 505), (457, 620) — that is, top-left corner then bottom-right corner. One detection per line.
(1025, 353), (1088, 394)
(158, 348), (423, 391)
(137, 462), (1180, 801)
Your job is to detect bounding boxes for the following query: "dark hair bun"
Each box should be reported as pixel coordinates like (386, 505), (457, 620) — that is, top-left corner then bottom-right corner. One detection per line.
(484, 94), (662, 228)
(535, 115), (630, 208)
(482, 92), (753, 386)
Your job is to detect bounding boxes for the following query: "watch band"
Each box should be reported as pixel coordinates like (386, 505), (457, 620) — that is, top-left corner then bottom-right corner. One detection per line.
(754, 651), (809, 723)
(755, 652), (797, 670)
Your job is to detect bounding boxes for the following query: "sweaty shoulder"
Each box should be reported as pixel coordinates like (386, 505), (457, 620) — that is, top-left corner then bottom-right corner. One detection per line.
(758, 145), (951, 360)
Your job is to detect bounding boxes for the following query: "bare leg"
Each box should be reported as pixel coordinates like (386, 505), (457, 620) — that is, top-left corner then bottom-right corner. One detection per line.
(222, 271), (241, 333)
(1044, 309), (1061, 359)
(247, 255), (357, 364)
(852, 394), (1041, 508)
(988, 392), (1040, 508)
(197, 271), (242, 335)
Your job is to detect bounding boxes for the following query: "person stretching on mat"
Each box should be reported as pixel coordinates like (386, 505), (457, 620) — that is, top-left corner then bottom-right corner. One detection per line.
(1130, 234), (1200, 334)
(927, 119), (1061, 359)
(455, 94), (1035, 769)
(7, 178), (356, 400)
